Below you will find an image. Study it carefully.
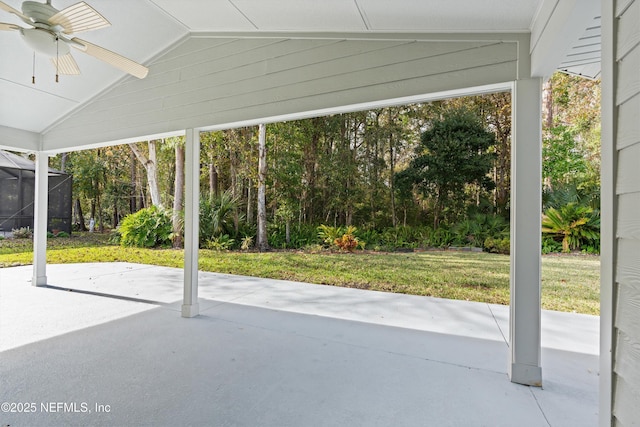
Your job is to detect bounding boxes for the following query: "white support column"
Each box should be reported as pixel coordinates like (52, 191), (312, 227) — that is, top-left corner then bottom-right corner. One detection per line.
(182, 128), (200, 318)
(509, 77), (543, 386)
(599, 0), (615, 423)
(32, 151), (48, 286)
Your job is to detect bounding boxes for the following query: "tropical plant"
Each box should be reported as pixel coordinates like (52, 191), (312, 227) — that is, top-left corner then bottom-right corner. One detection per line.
(240, 235), (254, 251)
(317, 224), (343, 247)
(206, 234), (235, 251)
(334, 226), (359, 252)
(200, 190), (243, 245)
(542, 203), (600, 253)
(118, 206), (173, 248)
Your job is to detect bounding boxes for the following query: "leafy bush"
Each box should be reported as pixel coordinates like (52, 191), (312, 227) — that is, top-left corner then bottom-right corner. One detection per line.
(541, 236), (563, 254)
(240, 235), (254, 251)
(431, 226), (454, 248)
(453, 214), (508, 248)
(542, 202), (599, 253)
(268, 223), (317, 248)
(484, 237), (510, 254)
(119, 206), (172, 248)
(317, 225), (361, 251)
(205, 234), (235, 251)
(56, 231), (70, 238)
(317, 225), (343, 247)
(334, 226), (359, 252)
(200, 190), (242, 245)
(12, 227), (32, 239)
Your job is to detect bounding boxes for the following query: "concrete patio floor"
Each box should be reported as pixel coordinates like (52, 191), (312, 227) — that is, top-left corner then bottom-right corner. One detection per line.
(0, 262), (598, 426)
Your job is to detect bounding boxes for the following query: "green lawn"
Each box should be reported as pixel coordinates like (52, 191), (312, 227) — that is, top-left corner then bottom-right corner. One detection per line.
(0, 233), (600, 315)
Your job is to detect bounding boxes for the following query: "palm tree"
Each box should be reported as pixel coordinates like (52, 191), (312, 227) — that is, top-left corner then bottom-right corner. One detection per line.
(542, 202), (599, 252)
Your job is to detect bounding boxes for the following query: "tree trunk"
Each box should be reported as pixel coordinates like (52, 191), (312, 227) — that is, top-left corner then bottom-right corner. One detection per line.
(256, 124), (270, 251)
(97, 194), (104, 232)
(209, 163), (218, 198)
(285, 221), (291, 245)
(389, 131), (397, 227)
(246, 178), (253, 225)
(542, 79), (553, 129)
(229, 145), (239, 232)
(130, 151), (137, 213)
(129, 141), (162, 208)
(172, 143), (185, 248)
(60, 152), (67, 172)
(112, 204), (118, 229)
(74, 198), (87, 231)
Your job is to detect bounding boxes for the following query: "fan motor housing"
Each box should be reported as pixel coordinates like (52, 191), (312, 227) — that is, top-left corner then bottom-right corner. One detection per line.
(21, 1), (57, 23)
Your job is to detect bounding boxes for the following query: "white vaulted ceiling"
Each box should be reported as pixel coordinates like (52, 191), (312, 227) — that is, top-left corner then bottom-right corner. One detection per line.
(0, 0), (600, 152)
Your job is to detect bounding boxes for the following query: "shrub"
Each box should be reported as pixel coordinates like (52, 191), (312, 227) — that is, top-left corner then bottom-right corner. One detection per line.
(268, 223), (317, 249)
(431, 226), (454, 248)
(318, 225), (361, 251)
(317, 225), (343, 247)
(542, 202), (599, 252)
(200, 190), (242, 245)
(541, 236), (562, 254)
(119, 206), (172, 248)
(240, 235), (254, 251)
(56, 231), (70, 238)
(206, 234), (235, 251)
(334, 226), (359, 252)
(12, 227), (32, 239)
(484, 237), (510, 254)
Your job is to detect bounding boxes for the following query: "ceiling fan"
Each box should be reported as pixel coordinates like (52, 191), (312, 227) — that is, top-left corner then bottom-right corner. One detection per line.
(0, 0), (148, 80)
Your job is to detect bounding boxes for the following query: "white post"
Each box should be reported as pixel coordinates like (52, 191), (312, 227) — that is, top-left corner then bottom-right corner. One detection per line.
(32, 152), (48, 286)
(182, 129), (200, 318)
(599, 0), (615, 423)
(509, 78), (543, 386)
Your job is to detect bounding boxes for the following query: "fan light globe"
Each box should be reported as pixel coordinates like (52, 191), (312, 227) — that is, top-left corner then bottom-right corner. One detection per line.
(20, 28), (69, 56)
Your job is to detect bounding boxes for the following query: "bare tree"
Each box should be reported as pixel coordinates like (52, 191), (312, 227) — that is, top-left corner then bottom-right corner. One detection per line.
(256, 124), (269, 251)
(129, 140), (162, 208)
(172, 142), (185, 248)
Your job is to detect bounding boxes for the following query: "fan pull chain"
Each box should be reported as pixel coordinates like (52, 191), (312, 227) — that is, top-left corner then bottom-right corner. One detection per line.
(55, 36), (59, 83)
(32, 52), (35, 84)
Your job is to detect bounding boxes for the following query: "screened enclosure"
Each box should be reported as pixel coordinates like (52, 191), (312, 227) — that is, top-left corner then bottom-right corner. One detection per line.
(0, 150), (72, 234)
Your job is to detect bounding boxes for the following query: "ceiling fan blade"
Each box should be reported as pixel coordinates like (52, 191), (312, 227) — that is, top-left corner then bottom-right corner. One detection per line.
(72, 37), (148, 79)
(0, 21), (19, 31)
(0, 1), (31, 23)
(51, 53), (81, 75)
(49, 2), (110, 34)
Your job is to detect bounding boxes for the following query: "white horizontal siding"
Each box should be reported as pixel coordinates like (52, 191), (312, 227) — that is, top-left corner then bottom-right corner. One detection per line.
(618, 193), (640, 239)
(617, 92), (640, 150)
(612, 376), (640, 426)
(616, 143), (640, 194)
(613, 1), (640, 425)
(617, 0), (640, 60)
(43, 37), (518, 149)
(617, 42), (640, 104)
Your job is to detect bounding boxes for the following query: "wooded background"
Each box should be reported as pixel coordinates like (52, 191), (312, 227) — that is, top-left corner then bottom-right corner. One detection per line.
(50, 72), (601, 252)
